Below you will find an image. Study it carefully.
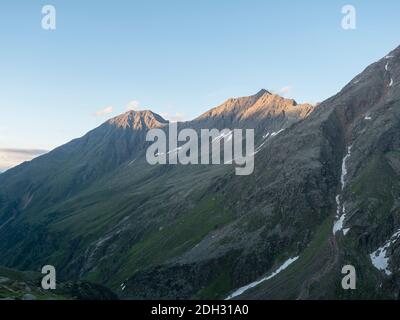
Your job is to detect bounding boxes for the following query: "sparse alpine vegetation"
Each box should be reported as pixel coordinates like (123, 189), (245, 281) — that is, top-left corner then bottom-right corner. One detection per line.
(0, 45), (400, 300)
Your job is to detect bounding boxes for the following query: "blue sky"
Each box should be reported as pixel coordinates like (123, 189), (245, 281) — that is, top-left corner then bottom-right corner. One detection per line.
(0, 0), (399, 160)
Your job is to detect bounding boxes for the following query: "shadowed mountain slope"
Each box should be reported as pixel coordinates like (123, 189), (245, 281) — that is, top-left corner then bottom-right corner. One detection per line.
(0, 87), (313, 299)
(0, 46), (399, 300)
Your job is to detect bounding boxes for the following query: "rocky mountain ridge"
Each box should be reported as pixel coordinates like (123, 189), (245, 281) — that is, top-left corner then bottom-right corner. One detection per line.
(0, 45), (399, 300)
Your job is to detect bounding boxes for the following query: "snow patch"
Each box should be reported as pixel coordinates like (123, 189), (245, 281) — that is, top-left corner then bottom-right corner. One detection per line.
(225, 256), (299, 300)
(335, 195), (341, 215)
(262, 132), (270, 139)
(340, 146), (352, 190)
(271, 129), (285, 137)
(333, 146), (353, 235)
(252, 129), (285, 156)
(370, 229), (400, 276)
(212, 130), (233, 143)
(384, 58), (394, 87)
(254, 139), (268, 155)
(370, 245), (391, 276)
(333, 211), (346, 234)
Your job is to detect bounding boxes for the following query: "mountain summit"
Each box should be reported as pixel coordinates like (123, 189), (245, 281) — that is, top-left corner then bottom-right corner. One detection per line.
(108, 110), (168, 130)
(194, 89), (314, 131)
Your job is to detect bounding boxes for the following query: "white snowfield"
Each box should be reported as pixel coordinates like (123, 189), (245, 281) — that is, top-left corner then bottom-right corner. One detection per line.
(225, 256), (299, 300)
(253, 128), (285, 156)
(262, 132), (270, 139)
(333, 207), (346, 234)
(270, 129), (285, 137)
(370, 229), (400, 276)
(340, 146), (352, 190)
(212, 130), (233, 143)
(385, 59), (394, 87)
(333, 145), (353, 235)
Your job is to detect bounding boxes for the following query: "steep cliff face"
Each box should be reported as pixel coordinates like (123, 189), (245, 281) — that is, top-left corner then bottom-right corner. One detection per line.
(234, 46), (400, 300)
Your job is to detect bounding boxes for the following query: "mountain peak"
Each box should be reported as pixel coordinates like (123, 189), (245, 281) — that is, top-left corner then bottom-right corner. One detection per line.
(108, 110), (168, 130)
(256, 88), (272, 96)
(195, 89), (313, 124)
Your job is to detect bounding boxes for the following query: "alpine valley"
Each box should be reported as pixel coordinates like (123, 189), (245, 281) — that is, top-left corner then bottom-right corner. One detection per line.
(1, 46), (400, 300)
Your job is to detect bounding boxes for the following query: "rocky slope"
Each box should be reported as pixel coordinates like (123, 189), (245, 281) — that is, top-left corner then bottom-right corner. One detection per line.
(0, 46), (399, 300)
(233, 45), (400, 299)
(0, 86), (312, 299)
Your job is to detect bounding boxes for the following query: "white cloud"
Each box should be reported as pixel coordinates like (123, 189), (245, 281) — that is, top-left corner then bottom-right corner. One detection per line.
(280, 86), (292, 96)
(160, 112), (186, 123)
(95, 106), (114, 116)
(126, 100), (140, 111)
(0, 148), (48, 172)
